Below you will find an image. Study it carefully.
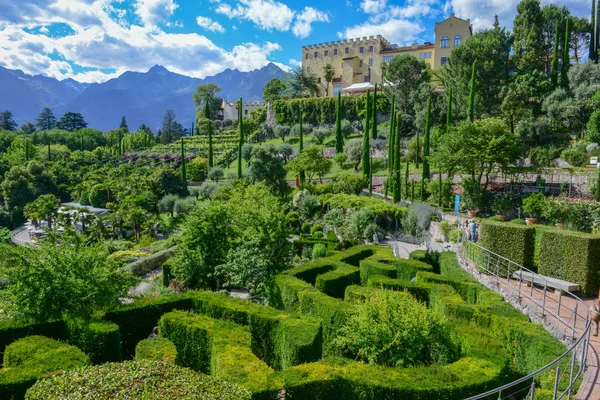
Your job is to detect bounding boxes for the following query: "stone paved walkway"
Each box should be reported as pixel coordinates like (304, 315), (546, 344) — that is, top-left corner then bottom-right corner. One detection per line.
(456, 247), (598, 400)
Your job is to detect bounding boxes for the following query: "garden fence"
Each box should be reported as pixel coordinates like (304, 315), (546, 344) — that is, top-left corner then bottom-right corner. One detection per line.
(458, 237), (592, 400)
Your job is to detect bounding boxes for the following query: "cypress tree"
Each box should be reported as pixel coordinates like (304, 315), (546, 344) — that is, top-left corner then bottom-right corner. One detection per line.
(422, 97), (431, 183)
(415, 130), (420, 169)
(204, 101), (211, 120)
(404, 161), (409, 198)
(335, 91), (343, 153)
(591, 0), (597, 62)
(393, 113), (402, 203)
(385, 96), (396, 199)
(595, 168), (600, 202)
(80, 132), (84, 152)
(362, 90), (371, 178)
(208, 120), (214, 168)
(369, 154), (373, 196)
(237, 98), (243, 179)
(446, 88), (452, 130)
(550, 21), (560, 88)
(46, 133), (51, 162)
(596, 0), (600, 64)
(118, 130), (122, 155)
(561, 18), (571, 89)
(468, 60), (476, 122)
(411, 180), (415, 202)
(191, 122), (194, 137)
(181, 138), (187, 194)
(299, 109), (305, 183)
(371, 83), (378, 140)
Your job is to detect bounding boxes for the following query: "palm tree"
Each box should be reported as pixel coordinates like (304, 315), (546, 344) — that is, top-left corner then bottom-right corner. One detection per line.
(323, 64), (336, 97)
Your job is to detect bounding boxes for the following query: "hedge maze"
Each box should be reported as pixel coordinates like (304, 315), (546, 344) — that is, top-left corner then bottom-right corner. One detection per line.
(0, 245), (574, 399)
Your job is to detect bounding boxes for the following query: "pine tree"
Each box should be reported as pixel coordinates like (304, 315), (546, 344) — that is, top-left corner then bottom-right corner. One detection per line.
(181, 138), (188, 194)
(362, 90), (371, 178)
(468, 60), (476, 122)
(335, 91), (343, 153)
(393, 113), (402, 203)
(36, 108), (57, 131)
(237, 98), (244, 179)
(561, 18), (571, 89)
(120, 116), (128, 132)
(590, 0), (597, 62)
(385, 95), (396, 199)
(550, 21), (560, 88)
(371, 83), (378, 140)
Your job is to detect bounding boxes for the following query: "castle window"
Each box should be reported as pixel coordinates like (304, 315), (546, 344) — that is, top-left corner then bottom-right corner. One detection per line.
(364, 75), (370, 82)
(334, 49), (338, 55)
(314, 51), (319, 58)
(382, 55), (394, 62)
(305, 53), (310, 60)
(325, 50), (329, 56)
(419, 52), (423, 59)
(454, 35), (461, 46)
(441, 36), (449, 48)
(245, 110), (248, 115)
(427, 52), (432, 59)
(359, 60), (364, 67)
(369, 59), (373, 66)
(441, 57), (448, 65)
(369, 45), (374, 52)
(345, 47), (349, 54)
(360, 47), (364, 53)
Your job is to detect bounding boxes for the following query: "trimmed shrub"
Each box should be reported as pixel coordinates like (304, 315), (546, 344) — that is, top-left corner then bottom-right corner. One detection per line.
(538, 230), (600, 295)
(315, 265), (360, 299)
(366, 276), (432, 304)
(272, 275), (317, 313)
(25, 361), (251, 400)
(284, 259), (344, 285)
(0, 336), (89, 399)
(0, 321), (66, 366)
(103, 294), (195, 359)
(311, 224), (324, 235)
(311, 243), (327, 259)
(359, 259), (396, 285)
(328, 245), (376, 266)
(135, 338), (177, 362)
(125, 246), (177, 276)
(479, 221), (535, 270)
(394, 258), (434, 280)
(409, 250), (441, 273)
(65, 318), (121, 364)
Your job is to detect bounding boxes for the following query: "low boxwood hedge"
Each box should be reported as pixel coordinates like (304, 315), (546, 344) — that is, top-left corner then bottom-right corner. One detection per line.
(479, 221), (535, 270)
(65, 318), (121, 364)
(135, 338), (177, 362)
(366, 276), (433, 304)
(0, 336), (89, 399)
(328, 245), (376, 266)
(24, 360), (251, 400)
(538, 229), (600, 296)
(271, 275), (317, 313)
(315, 265), (359, 298)
(284, 259), (345, 285)
(0, 321), (66, 367)
(359, 259), (396, 284)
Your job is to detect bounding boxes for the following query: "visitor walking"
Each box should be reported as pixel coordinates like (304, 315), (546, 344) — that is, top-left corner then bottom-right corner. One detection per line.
(148, 326), (159, 339)
(468, 220), (478, 242)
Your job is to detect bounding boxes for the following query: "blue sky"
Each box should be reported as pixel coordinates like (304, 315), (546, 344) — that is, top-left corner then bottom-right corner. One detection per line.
(0, 0), (592, 83)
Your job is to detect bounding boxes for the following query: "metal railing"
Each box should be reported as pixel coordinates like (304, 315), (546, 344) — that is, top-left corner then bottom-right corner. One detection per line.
(458, 237), (592, 400)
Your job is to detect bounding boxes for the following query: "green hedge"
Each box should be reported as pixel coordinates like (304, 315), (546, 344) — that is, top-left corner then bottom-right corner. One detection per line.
(103, 294), (195, 359)
(479, 221), (536, 270)
(315, 265), (359, 299)
(65, 318), (121, 364)
(409, 250), (441, 273)
(271, 275), (317, 313)
(366, 276), (433, 304)
(284, 259), (345, 285)
(0, 321), (66, 367)
(125, 246), (177, 276)
(291, 238), (338, 256)
(159, 311), (280, 397)
(25, 360), (252, 400)
(359, 259), (396, 285)
(135, 338), (177, 362)
(0, 336), (89, 399)
(328, 245), (376, 266)
(538, 230), (600, 295)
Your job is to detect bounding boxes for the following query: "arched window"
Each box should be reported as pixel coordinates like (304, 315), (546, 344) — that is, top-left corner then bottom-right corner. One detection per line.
(441, 36), (449, 48)
(305, 53), (310, 60)
(454, 35), (461, 47)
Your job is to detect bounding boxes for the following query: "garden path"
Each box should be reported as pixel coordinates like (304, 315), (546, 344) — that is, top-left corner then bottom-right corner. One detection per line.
(457, 249), (599, 400)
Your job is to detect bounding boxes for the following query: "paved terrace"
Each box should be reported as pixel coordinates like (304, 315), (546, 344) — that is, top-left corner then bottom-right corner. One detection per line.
(456, 246), (599, 400)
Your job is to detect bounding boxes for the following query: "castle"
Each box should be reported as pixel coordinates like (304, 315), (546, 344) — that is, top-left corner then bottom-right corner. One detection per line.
(301, 14), (472, 96)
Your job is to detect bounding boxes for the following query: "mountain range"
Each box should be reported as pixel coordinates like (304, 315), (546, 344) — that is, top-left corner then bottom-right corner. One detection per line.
(0, 63), (287, 132)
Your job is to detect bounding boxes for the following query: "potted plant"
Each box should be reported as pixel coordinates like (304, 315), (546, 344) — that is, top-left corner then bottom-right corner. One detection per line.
(491, 195), (509, 221)
(461, 179), (484, 217)
(522, 192), (546, 225)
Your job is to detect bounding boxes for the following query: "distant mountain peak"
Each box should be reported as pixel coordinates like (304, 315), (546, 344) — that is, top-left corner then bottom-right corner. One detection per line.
(148, 65), (169, 74)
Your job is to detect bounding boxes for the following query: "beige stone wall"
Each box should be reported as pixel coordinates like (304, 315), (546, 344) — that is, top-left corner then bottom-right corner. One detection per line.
(222, 101), (265, 122)
(433, 14), (472, 68)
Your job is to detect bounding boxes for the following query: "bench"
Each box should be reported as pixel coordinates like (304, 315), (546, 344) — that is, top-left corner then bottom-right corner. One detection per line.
(513, 271), (580, 313)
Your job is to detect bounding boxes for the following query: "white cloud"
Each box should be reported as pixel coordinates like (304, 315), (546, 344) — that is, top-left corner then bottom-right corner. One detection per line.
(196, 16), (225, 33)
(71, 69), (125, 83)
(389, 0), (440, 19)
(292, 7), (329, 38)
(273, 62), (292, 72)
(134, 0), (178, 28)
(216, 0), (295, 31)
(340, 18), (424, 44)
(360, 0), (387, 14)
(289, 58), (301, 67)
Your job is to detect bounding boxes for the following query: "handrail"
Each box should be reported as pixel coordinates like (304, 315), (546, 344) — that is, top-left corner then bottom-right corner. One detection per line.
(458, 236), (592, 400)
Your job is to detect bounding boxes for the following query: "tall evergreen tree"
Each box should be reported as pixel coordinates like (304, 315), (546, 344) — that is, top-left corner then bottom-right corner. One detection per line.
(118, 129), (122, 155)
(208, 121), (214, 168)
(393, 113), (402, 203)
(36, 108), (56, 131)
(204, 101), (211, 120)
(299, 109), (305, 183)
(46, 133), (51, 162)
(468, 60), (476, 122)
(446, 88), (452, 130)
(335, 91), (343, 153)
(386, 95), (396, 199)
(120, 116), (128, 132)
(371, 83), (378, 140)
(550, 21), (560, 88)
(0, 110), (18, 131)
(404, 161), (409, 198)
(421, 97), (432, 199)
(191, 122), (194, 137)
(512, 0), (546, 71)
(362, 90), (371, 178)
(415, 130), (420, 169)
(237, 98), (244, 179)
(57, 112), (87, 132)
(561, 18), (571, 88)
(591, 0), (597, 62)
(181, 138), (188, 194)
